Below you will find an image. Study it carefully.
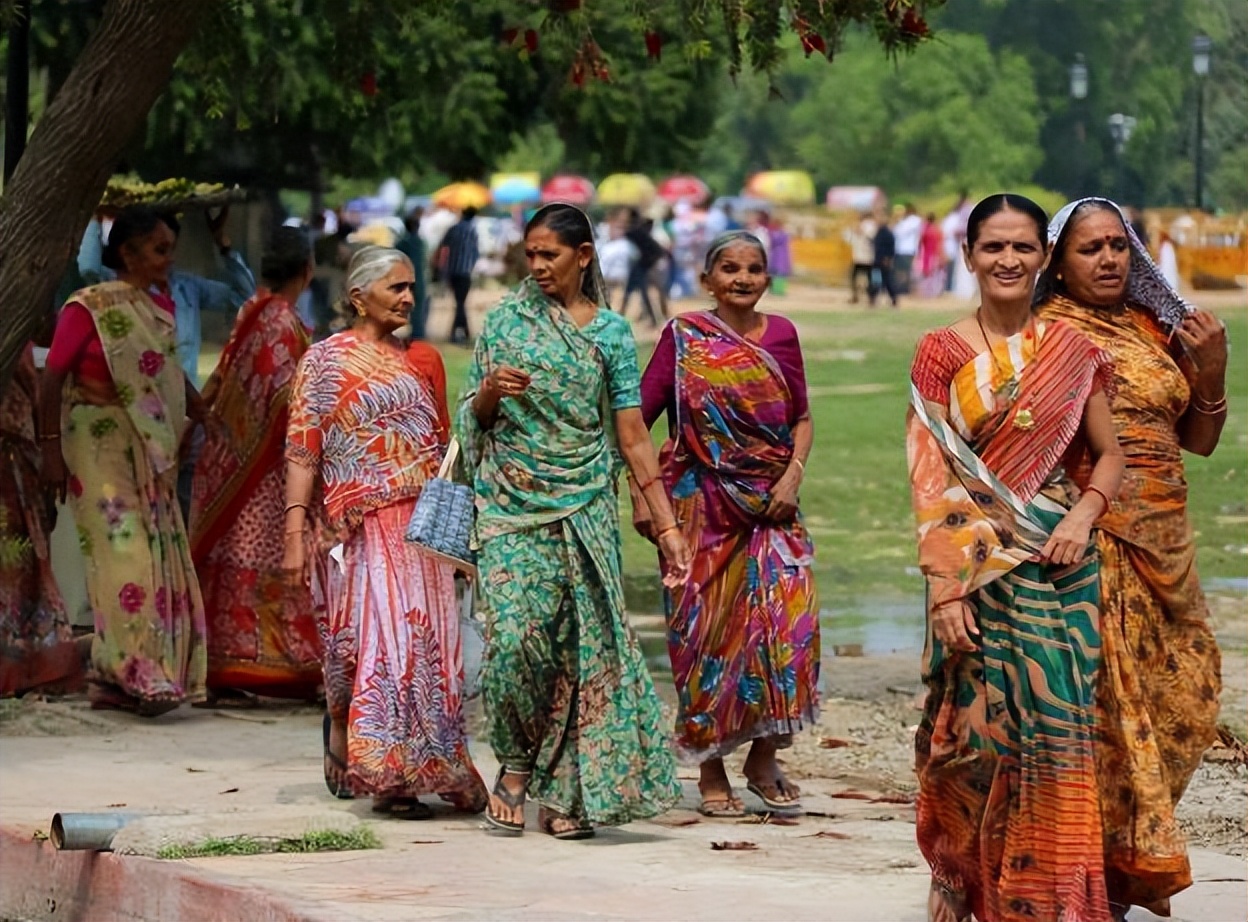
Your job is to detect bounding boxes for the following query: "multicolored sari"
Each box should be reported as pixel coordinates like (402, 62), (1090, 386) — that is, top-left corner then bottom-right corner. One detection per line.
(457, 278), (680, 826)
(288, 331), (480, 799)
(60, 282), (207, 713)
(0, 346), (78, 697)
(907, 319), (1115, 922)
(656, 311), (819, 762)
(1038, 295), (1221, 914)
(190, 291), (322, 699)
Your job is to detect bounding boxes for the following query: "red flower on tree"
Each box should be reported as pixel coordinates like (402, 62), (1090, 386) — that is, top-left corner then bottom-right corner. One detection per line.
(645, 31), (662, 61)
(360, 71), (378, 97)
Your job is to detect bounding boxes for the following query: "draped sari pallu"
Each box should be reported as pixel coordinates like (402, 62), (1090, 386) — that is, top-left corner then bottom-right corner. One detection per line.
(190, 292), (322, 698)
(661, 311), (819, 762)
(907, 319), (1115, 922)
(1039, 296), (1221, 913)
(64, 282), (207, 711)
(457, 279), (680, 826)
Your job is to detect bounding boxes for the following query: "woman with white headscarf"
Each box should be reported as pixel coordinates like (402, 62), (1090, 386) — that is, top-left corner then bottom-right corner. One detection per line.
(283, 246), (487, 818)
(1035, 198), (1228, 921)
(457, 203), (690, 839)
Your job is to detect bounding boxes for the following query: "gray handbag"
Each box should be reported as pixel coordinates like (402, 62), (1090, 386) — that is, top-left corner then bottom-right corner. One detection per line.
(405, 438), (477, 576)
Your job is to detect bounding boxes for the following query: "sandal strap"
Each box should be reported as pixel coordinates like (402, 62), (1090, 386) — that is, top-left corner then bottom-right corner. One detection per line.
(492, 768), (528, 809)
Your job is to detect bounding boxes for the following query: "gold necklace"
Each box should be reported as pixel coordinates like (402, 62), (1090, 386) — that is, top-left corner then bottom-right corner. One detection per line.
(975, 309), (1023, 404)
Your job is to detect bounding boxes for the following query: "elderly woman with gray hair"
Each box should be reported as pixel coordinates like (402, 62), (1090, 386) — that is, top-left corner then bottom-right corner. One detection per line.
(283, 246), (487, 818)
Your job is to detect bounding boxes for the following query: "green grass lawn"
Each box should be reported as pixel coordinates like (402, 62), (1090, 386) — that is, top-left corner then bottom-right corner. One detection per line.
(438, 304), (1248, 617)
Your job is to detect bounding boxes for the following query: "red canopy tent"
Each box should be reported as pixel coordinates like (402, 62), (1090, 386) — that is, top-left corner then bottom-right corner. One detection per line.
(657, 174), (710, 206)
(540, 174), (596, 205)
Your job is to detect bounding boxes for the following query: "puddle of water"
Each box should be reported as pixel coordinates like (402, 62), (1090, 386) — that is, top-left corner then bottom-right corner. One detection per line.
(822, 599), (925, 656)
(1207, 577), (1248, 594)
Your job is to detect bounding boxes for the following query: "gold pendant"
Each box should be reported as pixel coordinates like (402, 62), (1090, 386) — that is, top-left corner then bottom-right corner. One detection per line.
(1013, 407), (1035, 430)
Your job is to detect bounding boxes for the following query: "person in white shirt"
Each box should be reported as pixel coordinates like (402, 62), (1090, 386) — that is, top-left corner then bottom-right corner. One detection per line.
(845, 213), (877, 304)
(892, 203), (924, 294)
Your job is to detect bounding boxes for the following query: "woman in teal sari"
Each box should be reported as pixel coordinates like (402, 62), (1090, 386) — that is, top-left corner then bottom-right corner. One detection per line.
(457, 202), (691, 839)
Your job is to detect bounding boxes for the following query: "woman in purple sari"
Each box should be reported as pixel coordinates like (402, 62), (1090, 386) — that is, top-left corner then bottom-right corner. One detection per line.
(638, 231), (819, 817)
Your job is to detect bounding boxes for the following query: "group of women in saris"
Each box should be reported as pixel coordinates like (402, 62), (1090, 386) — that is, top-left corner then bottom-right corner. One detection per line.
(907, 193), (1227, 922)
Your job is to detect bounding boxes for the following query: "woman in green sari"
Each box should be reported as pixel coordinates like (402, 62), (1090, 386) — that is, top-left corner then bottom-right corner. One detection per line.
(457, 202), (691, 839)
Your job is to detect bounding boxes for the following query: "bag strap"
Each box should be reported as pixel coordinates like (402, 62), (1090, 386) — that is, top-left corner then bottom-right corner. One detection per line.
(437, 438), (461, 480)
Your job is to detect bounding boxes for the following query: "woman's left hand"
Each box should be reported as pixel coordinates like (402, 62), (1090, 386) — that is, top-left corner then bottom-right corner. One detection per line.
(764, 468), (801, 522)
(1176, 310), (1228, 391)
(657, 527), (692, 587)
(1040, 509), (1094, 567)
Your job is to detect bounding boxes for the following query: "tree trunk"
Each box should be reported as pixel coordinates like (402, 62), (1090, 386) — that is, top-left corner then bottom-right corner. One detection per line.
(0, 0), (210, 387)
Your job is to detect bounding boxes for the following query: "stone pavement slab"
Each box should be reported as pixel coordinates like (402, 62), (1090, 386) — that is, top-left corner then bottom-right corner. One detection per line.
(1, 704), (1243, 921)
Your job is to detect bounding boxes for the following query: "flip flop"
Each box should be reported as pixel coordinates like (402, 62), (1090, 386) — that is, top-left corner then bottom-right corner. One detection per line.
(483, 768), (527, 837)
(322, 713), (354, 800)
(697, 795), (746, 818)
(193, 688), (258, 710)
(372, 797), (433, 820)
(746, 779), (802, 812)
(539, 810), (595, 841)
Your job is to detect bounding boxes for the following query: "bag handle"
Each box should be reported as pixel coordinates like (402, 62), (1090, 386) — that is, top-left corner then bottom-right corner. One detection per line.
(437, 438), (461, 480)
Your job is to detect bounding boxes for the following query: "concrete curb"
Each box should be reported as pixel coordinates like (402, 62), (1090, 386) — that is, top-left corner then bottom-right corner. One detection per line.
(0, 826), (333, 922)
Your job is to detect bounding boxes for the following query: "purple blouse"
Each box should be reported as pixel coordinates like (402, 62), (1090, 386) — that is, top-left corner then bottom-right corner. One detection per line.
(640, 313), (811, 430)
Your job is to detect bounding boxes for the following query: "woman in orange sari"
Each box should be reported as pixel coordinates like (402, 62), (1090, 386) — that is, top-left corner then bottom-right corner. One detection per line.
(908, 194), (1124, 922)
(1035, 198), (1227, 920)
(190, 228), (322, 702)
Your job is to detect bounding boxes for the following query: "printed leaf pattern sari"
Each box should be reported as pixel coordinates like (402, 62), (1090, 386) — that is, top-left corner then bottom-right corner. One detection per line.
(456, 278), (680, 826)
(660, 311), (819, 762)
(907, 319), (1115, 922)
(190, 291), (322, 698)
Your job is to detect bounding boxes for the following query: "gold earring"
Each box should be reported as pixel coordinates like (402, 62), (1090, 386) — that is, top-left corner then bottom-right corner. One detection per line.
(1056, 273), (1063, 281)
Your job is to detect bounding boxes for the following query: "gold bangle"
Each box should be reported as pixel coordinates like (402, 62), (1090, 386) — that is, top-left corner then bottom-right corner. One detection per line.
(1083, 484), (1113, 512)
(793, 458), (805, 472)
(655, 524), (680, 539)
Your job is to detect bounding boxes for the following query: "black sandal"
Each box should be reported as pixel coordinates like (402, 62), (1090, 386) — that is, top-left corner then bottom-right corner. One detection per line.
(372, 797), (433, 820)
(483, 768), (528, 836)
(322, 713), (354, 800)
(539, 809), (595, 841)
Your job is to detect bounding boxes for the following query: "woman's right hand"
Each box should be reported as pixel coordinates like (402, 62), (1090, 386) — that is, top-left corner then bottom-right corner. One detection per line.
(657, 527), (692, 588)
(282, 533), (309, 589)
(485, 365), (531, 399)
(932, 599), (979, 653)
(41, 443), (69, 505)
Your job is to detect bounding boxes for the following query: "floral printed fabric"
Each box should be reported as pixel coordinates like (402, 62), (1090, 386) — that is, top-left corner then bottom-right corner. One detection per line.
(458, 278), (679, 825)
(190, 292), (322, 697)
(74, 283), (186, 474)
(60, 284), (204, 711)
(63, 402), (207, 710)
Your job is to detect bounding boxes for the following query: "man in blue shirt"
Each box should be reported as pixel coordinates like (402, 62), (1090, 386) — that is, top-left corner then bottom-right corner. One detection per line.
(437, 207), (479, 344)
(78, 207), (256, 385)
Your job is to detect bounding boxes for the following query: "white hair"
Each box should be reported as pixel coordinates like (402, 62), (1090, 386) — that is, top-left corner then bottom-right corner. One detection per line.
(345, 245), (411, 298)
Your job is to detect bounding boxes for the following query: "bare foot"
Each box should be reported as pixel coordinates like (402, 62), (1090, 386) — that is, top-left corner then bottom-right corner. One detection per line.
(325, 716), (349, 791)
(927, 880), (970, 922)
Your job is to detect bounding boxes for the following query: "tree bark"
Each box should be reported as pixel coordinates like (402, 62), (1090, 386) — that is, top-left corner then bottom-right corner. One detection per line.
(0, 0), (210, 387)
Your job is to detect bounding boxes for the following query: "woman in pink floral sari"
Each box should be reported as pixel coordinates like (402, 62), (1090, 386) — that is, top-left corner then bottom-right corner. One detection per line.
(191, 229), (322, 703)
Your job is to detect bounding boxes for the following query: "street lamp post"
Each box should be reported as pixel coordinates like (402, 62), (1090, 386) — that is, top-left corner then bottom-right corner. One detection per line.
(1069, 54), (1088, 197)
(1107, 113), (1137, 204)
(1192, 34), (1212, 212)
